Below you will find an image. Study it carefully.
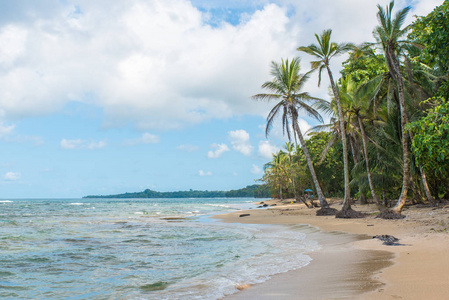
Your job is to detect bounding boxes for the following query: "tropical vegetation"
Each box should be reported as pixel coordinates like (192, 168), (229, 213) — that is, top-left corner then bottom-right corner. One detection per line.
(255, 0), (449, 218)
(84, 184), (271, 199)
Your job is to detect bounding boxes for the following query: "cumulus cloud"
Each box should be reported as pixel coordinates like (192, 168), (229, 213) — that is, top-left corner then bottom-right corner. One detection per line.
(61, 138), (107, 150)
(258, 140), (279, 159)
(177, 144), (200, 152)
(229, 129), (253, 156)
(250, 164), (262, 175)
(0, 1), (298, 129)
(0, 0), (437, 130)
(199, 170), (212, 176)
(124, 133), (160, 146)
(207, 143), (230, 158)
(4, 171), (20, 181)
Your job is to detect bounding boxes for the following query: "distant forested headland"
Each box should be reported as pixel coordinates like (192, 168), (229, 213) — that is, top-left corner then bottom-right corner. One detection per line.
(83, 184), (271, 199)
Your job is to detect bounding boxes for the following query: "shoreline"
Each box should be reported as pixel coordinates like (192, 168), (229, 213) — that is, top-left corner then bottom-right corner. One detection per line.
(215, 199), (449, 299)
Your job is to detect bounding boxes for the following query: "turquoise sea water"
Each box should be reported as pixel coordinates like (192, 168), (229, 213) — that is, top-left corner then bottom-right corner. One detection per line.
(0, 198), (319, 299)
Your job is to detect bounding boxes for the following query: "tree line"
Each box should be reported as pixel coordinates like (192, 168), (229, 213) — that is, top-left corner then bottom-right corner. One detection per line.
(255, 1), (449, 218)
(83, 184), (271, 199)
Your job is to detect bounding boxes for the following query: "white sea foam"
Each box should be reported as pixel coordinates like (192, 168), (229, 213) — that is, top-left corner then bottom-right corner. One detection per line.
(152, 224), (320, 300)
(69, 203), (90, 206)
(0, 200), (13, 203)
(205, 204), (231, 208)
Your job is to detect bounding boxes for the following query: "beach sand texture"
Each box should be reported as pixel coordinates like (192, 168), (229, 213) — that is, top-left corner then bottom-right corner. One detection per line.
(216, 199), (449, 299)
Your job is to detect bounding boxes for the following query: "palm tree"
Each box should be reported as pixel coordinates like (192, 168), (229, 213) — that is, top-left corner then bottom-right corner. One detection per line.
(341, 77), (385, 211)
(297, 30), (358, 217)
(373, 0), (412, 216)
(263, 151), (288, 199)
(252, 58), (330, 210)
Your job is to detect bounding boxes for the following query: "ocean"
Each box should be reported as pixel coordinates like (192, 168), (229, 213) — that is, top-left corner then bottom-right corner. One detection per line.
(0, 198), (320, 299)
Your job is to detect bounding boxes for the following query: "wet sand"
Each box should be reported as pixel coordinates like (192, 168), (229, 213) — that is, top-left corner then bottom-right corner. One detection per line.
(215, 199), (449, 299)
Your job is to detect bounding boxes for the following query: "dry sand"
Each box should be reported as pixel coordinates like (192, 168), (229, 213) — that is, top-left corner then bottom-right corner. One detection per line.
(215, 199), (449, 299)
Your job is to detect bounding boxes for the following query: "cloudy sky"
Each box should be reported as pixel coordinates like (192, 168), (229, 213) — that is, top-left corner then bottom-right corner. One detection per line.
(0, 0), (442, 198)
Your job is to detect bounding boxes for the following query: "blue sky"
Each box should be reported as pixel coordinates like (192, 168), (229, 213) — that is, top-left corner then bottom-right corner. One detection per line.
(0, 0), (441, 198)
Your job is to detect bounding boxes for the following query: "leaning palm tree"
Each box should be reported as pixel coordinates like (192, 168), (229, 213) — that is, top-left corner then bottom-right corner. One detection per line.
(373, 0), (412, 217)
(297, 30), (360, 218)
(252, 58), (332, 212)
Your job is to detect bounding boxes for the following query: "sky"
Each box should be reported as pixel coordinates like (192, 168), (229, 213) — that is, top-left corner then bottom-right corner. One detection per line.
(0, 0), (442, 198)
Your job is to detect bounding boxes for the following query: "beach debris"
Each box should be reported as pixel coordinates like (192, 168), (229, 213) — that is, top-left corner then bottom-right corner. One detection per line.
(259, 202), (265, 204)
(262, 204), (269, 207)
(271, 204), (277, 206)
(239, 214), (250, 217)
(373, 235), (400, 245)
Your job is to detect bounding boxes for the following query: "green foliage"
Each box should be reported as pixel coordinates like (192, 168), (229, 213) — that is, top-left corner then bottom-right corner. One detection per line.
(306, 132), (345, 196)
(226, 185), (271, 198)
(409, 0), (449, 73)
(408, 98), (449, 176)
(340, 52), (387, 85)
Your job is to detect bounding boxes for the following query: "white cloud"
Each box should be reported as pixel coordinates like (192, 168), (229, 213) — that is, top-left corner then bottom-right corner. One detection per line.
(250, 164), (262, 175)
(199, 170), (212, 176)
(61, 139), (84, 149)
(0, 0), (436, 130)
(207, 143), (230, 158)
(61, 138), (107, 150)
(4, 172), (20, 181)
(258, 140), (279, 159)
(0, 25), (27, 68)
(229, 129), (253, 156)
(298, 119), (313, 139)
(411, 0), (443, 17)
(0, 123), (15, 138)
(0, 1), (297, 128)
(124, 132), (160, 146)
(88, 140), (107, 149)
(177, 144), (200, 152)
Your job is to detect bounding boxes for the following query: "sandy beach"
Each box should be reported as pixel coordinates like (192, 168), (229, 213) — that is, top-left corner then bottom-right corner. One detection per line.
(215, 199), (449, 299)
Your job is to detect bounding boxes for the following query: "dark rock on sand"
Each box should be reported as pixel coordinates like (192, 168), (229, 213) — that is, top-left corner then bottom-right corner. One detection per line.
(373, 234), (400, 245)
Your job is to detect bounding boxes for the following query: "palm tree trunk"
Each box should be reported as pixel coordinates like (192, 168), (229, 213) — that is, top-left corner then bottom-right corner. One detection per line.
(326, 66), (351, 210)
(357, 115), (385, 211)
(293, 123), (329, 208)
(387, 50), (409, 215)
